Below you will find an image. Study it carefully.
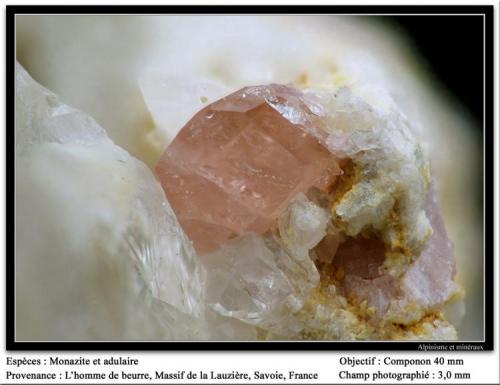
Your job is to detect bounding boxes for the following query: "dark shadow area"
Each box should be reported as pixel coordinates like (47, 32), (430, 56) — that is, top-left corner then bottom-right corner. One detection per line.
(383, 16), (483, 129)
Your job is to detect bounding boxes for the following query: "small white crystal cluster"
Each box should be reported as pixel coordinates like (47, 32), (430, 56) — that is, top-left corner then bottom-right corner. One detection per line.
(312, 87), (431, 261)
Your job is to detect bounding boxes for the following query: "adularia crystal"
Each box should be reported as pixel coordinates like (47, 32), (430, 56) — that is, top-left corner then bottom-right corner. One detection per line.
(156, 83), (459, 339)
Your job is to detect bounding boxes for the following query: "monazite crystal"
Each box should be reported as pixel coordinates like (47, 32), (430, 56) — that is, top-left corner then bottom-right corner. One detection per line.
(156, 84), (340, 254)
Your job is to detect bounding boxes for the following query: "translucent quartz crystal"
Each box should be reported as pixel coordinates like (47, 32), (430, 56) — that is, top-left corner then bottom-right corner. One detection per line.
(16, 62), (206, 340)
(203, 233), (317, 335)
(155, 84), (341, 254)
(202, 194), (329, 335)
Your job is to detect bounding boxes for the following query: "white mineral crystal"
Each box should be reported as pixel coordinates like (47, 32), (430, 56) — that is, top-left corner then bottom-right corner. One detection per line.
(318, 87), (431, 258)
(203, 233), (318, 336)
(16, 62), (205, 340)
(279, 193), (331, 259)
(202, 196), (329, 336)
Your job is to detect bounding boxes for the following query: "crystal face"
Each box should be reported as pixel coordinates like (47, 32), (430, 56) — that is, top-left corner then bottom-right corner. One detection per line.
(156, 84), (341, 254)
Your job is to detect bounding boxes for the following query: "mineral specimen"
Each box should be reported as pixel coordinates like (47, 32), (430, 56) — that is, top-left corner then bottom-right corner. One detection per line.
(16, 62), (460, 342)
(16, 15), (470, 342)
(156, 82), (460, 340)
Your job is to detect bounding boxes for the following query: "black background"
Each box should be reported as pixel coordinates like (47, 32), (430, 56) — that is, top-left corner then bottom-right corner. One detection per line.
(387, 15), (484, 127)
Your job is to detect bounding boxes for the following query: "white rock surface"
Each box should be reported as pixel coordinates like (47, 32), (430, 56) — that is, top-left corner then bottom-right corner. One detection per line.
(139, 73), (230, 148)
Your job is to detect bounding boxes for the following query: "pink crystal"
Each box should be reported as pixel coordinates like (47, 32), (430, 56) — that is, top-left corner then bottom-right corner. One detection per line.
(332, 236), (399, 317)
(401, 183), (458, 308)
(333, 184), (457, 318)
(344, 275), (397, 318)
(334, 237), (386, 279)
(156, 85), (340, 254)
